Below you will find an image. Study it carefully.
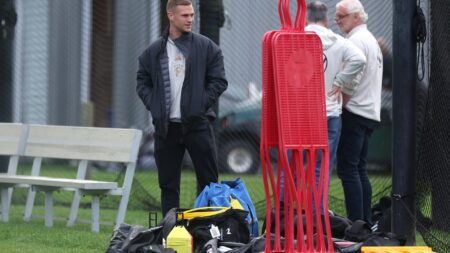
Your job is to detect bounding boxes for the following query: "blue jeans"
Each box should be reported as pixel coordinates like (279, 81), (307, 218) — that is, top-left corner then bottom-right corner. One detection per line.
(337, 109), (379, 224)
(281, 116), (342, 203)
(315, 116), (342, 188)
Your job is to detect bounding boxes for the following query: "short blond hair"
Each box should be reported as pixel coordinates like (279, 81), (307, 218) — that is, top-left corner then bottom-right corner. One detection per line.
(166, 0), (192, 12)
(337, 0), (368, 23)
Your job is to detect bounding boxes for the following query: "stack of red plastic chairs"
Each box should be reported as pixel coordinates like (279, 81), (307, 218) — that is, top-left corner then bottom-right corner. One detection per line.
(260, 0), (334, 252)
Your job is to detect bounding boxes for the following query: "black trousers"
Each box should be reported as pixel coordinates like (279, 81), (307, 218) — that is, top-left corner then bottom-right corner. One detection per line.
(154, 122), (218, 216)
(337, 109), (379, 223)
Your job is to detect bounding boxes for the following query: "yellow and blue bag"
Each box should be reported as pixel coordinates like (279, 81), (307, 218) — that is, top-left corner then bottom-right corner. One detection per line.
(194, 178), (259, 237)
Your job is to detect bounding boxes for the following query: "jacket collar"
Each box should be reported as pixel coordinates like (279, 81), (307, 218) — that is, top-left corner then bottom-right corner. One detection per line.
(172, 32), (192, 59)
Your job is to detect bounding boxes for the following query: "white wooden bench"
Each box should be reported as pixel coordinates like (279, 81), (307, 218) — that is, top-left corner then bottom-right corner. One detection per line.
(0, 123), (28, 223)
(0, 124), (142, 232)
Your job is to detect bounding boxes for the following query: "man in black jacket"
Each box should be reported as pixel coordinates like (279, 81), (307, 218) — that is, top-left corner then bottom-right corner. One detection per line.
(136, 0), (227, 216)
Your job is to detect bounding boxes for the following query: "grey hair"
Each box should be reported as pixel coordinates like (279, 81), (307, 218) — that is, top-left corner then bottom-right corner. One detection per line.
(337, 0), (368, 23)
(307, 1), (328, 23)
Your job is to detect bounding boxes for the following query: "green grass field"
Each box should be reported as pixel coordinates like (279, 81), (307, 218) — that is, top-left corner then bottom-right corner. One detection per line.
(0, 205), (140, 253)
(0, 167), (427, 252)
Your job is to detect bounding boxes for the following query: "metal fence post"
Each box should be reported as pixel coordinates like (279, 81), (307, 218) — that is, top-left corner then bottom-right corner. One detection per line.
(392, 0), (417, 245)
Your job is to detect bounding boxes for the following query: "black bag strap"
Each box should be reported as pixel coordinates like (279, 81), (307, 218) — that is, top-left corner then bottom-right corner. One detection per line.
(203, 238), (219, 253)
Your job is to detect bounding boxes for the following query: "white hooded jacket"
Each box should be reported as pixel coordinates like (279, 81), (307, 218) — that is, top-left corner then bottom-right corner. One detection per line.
(306, 24), (366, 117)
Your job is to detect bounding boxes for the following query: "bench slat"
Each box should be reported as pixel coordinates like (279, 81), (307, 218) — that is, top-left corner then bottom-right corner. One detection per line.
(0, 123), (25, 156)
(0, 175), (117, 190)
(25, 125), (139, 162)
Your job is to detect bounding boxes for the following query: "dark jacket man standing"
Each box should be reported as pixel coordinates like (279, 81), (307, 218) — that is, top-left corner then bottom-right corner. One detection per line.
(136, 0), (227, 216)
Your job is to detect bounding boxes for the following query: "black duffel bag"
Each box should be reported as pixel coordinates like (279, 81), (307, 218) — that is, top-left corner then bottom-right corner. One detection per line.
(180, 207), (251, 252)
(106, 224), (170, 253)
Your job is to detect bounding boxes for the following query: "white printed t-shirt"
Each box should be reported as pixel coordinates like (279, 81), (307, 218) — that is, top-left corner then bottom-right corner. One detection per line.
(167, 38), (185, 120)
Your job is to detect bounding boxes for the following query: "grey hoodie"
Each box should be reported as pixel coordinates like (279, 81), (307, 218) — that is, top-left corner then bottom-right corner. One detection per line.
(305, 24), (366, 116)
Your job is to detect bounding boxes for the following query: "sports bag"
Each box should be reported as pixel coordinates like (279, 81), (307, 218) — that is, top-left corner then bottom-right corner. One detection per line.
(195, 178), (259, 236)
(106, 224), (168, 253)
(344, 220), (406, 248)
(179, 207), (251, 252)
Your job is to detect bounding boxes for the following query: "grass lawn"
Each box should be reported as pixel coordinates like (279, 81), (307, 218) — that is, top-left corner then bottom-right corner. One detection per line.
(1, 168), (427, 252)
(0, 205), (135, 253)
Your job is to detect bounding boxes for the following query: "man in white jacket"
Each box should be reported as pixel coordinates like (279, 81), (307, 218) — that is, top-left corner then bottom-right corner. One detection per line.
(305, 1), (366, 192)
(335, 0), (383, 224)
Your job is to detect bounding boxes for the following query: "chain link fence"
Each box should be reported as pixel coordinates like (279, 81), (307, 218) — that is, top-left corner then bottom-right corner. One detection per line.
(0, 0), (396, 220)
(2, 0), (448, 250)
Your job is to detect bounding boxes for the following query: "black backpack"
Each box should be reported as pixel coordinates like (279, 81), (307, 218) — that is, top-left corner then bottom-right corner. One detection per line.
(344, 220), (406, 247)
(184, 208), (250, 252)
(106, 224), (170, 253)
(372, 196), (392, 233)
